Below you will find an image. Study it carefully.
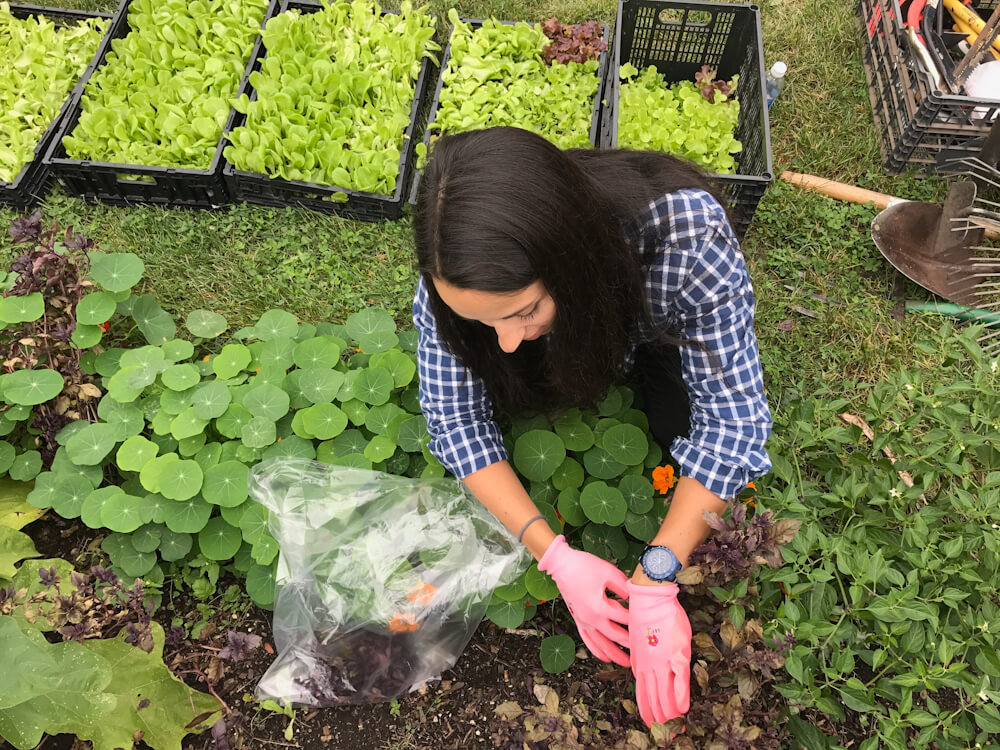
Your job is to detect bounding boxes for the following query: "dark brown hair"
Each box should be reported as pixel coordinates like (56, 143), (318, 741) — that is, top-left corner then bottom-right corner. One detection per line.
(413, 126), (725, 418)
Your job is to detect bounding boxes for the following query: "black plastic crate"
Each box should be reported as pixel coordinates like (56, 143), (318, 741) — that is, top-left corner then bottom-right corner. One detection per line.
(221, 0), (433, 221)
(858, 0), (1000, 172)
(0, 2), (118, 210)
(408, 18), (611, 206)
(601, 0), (773, 240)
(43, 0), (279, 209)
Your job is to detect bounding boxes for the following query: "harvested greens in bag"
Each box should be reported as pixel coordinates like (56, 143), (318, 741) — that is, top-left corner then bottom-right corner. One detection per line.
(249, 458), (530, 706)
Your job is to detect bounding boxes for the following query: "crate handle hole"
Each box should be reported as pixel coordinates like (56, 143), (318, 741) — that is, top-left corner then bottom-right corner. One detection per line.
(687, 10), (713, 25)
(116, 174), (157, 185)
(657, 9), (684, 24)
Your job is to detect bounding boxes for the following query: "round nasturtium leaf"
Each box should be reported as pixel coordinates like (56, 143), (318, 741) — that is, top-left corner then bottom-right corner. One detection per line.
(580, 481), (627, 526)
(202, 461), (250, 507)
(65, 422), (119, 466)
(540, 634), (576, 674)
(246, 563), (276, 608)
(513, 430), (566, 482)
(254, 309), (299, 341)
(158, 528), (193, 561)
(358, 330), (398, 354)
(140, 453), (181, 494)
(191, 381), (232, 419)
(161, 388), (194, 416)
(72, 324), (102, 348)
(625, 511), (660, 542)
(582, 522), (629, 562)
(242, 383), (290, 421)
(493, 577), (528, 602)
(161, 363), (200, 391)
(103, 403), (144, 442)
(525, 564), (561, 601)
(170, 408), (209, 441)
(584, 446), (628, 480)
(1, 368), (64, 405)
(556, 489), (587, 526)
(486, 598), (528, 629)
(252, 534), (279, 566)
(80, 485), (116, 528)
(119, 346), (166, 371)
(186, 309), (228, 339)
(263, 435), (316, 461)
(159, 495), (213, 534)
(161, 339), (195, 362)
(396, 415), (428, 453)
(101, 492), (146, 533)
(131, 524), (162, 553)
(89, 252), (144, 292)
(293, 337), (342, 369)
(300, 403), (348, 440)
(50, 475), (95, 519)
(619, 475), (654, 514)
(346, 307), (395, 341)
(0, 292), (43, 323)
(351, 367), (394, 406)
(239, 502), (270, 545)
(213, 344), (251, 379)
(364, 435), (396, 463)
(216, 403), (253, 439)
(602, 423), (649, 466)
(552, 456), (585, 491)
(106, 365), (157, 403)
(158, 459), (204, 501)
(297, 368), (345, 404)
(117, 542), (158, 579)
(364, 403), (405, 436)
(242, 416), (276, 448)
(178, 432), (207, 457)
(257, 338), (295, 370)
(76, 291), (117, 325)
(198, 517), (242, 561)
(9, 451), (42, 481)
(554, 418), (594, 452)
(194, 442), (222, 472)
(116, 435), (158, 472)
(370, 349), (416, 388)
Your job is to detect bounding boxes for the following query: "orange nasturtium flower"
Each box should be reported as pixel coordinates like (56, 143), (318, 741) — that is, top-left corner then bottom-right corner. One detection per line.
(406, 580), (438, 606)
(651, 465), (676, 495)
(388, 613), (419, 632)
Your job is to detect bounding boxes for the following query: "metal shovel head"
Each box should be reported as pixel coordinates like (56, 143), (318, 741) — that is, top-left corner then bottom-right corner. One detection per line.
(870, 196), (982, 305)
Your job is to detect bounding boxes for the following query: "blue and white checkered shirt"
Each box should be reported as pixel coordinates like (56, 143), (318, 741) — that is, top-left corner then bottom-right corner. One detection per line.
(413, 188), (772, 500)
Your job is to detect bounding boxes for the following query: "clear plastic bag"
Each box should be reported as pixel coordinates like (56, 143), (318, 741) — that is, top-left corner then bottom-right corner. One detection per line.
(248, 458), (530, 706)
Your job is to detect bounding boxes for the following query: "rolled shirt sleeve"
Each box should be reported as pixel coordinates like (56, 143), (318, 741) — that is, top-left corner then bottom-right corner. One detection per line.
(638, 189), (772, 500)
(413, 277), (509, 478)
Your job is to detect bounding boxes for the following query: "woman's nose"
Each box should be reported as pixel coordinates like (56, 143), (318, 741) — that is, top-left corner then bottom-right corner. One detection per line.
(495, 323), (524, 353)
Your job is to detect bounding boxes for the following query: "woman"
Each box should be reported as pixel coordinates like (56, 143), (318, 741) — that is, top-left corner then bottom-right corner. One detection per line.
(411, 126), (771, 727)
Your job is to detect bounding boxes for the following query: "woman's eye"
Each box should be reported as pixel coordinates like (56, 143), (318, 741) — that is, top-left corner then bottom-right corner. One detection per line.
(517, 311), (536, 321)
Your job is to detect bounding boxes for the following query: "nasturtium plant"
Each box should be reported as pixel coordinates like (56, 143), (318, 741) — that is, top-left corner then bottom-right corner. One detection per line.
(224, 0), (439, 194)
(62, 0), (270, 168)
(0, 5), (108, 182)
(427, 12), (601, 151)
(616, 62), (743, 174)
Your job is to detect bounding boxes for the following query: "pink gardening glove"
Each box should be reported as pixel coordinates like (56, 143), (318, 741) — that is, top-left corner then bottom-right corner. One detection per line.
(538, 535), (631, 667)
(627, 580), (692, 727)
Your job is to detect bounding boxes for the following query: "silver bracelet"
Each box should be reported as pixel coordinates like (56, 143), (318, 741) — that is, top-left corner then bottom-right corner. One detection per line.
(516, 514), (547, 543)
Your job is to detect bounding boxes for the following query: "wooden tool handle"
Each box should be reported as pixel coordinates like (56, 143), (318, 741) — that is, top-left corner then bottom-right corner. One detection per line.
(779, 171), (901, 209)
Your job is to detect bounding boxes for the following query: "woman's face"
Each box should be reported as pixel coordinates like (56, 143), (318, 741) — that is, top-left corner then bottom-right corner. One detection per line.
(432, 278), (556, 353)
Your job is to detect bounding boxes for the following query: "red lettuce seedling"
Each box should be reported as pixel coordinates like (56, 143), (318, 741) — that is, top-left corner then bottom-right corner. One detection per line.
(540, 18), (607, 65)
(694, 64), (732, 103)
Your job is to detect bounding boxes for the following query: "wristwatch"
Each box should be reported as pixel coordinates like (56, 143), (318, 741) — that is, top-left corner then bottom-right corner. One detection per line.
(638, 545), (682, 583)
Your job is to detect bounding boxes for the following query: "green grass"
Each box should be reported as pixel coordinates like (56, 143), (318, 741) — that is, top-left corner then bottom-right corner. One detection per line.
(0, 0), (967, 396)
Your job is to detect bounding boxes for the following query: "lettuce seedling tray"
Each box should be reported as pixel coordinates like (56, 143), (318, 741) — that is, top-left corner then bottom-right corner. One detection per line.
(602, 0), (773, 239)
(408, 16), (610, 206)
(1, 2), (119, 209)
(43, 0), (280, 209)
(220, 0), (434, 221)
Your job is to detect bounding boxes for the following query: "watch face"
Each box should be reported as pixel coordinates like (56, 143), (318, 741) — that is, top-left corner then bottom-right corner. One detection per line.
(643, 547), (674, 575)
